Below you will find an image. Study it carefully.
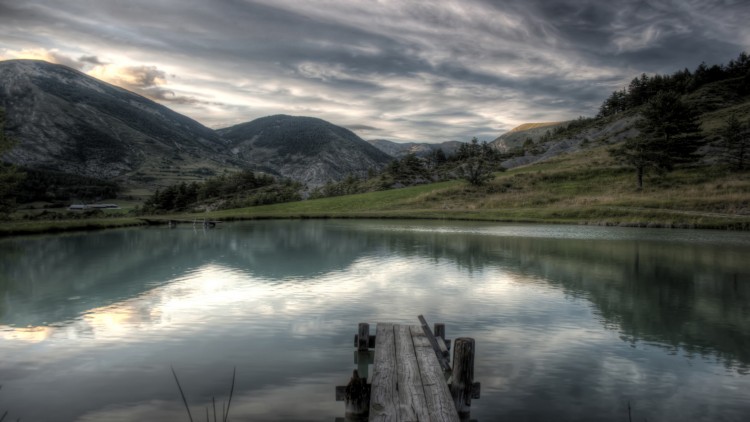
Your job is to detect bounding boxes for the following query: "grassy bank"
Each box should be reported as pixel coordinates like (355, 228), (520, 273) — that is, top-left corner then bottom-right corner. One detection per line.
(0, 217), (146, 237)
(165, 146), (750, 230)
(2, 145), (749, 236)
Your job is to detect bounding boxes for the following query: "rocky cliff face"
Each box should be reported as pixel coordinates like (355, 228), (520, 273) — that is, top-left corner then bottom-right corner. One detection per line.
(218, 115), (392, 187)
(0, 60), (238, 185)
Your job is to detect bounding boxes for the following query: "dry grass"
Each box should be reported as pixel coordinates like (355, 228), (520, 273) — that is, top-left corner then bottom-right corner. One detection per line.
(2, 144), (749, 235)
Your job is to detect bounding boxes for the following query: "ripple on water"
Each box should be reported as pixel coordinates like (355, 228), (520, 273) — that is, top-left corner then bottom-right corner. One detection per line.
(1, 220), (749, 421)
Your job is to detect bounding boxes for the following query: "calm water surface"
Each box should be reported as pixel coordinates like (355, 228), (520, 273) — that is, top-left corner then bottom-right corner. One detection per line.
(1, 220), (749, 421)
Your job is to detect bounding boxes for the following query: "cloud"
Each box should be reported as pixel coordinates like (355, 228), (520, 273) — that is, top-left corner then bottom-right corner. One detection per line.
(0, 48), (84, 70)
(86, 63), (206, 105)
(78, 55), (105, 65)
(1, 0), (748, 141)
(121, 65), (166, 88)
(346, 124), (379, 132)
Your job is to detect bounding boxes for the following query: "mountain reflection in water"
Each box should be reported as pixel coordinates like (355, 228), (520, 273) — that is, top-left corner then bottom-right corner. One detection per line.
(0, 220), (748, 421)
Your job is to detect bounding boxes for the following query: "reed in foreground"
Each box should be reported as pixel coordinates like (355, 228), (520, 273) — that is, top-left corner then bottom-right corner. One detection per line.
(171, 365), (236, 422)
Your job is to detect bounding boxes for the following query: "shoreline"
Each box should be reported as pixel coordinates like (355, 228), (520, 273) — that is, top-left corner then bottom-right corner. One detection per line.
(2, 209), (749, 238)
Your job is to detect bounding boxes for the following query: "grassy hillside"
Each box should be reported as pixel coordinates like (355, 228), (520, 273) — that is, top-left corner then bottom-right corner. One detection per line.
(146, 144), (750, 230)
(3, 143), (748, 236)
(507, 122), (566, 132)
(3, 54), (749, 236)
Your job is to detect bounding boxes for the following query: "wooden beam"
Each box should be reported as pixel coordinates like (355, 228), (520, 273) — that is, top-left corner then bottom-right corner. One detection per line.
(434, 323), (446, 339)
(394, 324), (429, 421)
(417, 315), (452, 372)
(353, 334), (376, 349)
(411, 326), (460, 422)
(436, 337), (450, 361)
(369, 323), (399, 421)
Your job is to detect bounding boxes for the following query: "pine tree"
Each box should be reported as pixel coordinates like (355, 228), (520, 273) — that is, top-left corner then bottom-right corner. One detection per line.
(610, 91), (704, 189)
(720, 114), (750, 171)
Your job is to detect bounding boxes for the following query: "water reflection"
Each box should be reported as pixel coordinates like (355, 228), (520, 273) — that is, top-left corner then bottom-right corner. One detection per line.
(0, 220), (749, 421)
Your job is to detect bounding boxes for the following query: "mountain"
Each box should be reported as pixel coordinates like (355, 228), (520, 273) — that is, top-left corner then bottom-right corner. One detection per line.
(490, 122), (566, 152)
(217, 115), (392, 186)
(0, 60), (240, 186)
(367, 139), (464, 158)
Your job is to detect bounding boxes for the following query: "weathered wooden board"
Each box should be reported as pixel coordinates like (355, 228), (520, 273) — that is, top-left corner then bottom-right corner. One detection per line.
(417, 315), (452, 372)
(367, 323), (460, 422)
(411, 326), (460, 422)
(395, 324), (429, 421)
(369, 323), (399, 421)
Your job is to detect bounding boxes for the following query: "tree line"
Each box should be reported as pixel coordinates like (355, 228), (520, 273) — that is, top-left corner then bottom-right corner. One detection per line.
(605, 52), (750, 188)
(309, 137), (504, 199)
(141, 170), (302, 213)
(597, 52), (750, 118)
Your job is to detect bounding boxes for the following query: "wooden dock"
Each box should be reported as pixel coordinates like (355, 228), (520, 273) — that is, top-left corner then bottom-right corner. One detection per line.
(336, 316), (479, 421)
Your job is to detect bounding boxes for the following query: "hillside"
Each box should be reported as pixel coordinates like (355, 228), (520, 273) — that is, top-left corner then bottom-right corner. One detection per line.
(367, 139), (464, 158)
(2, 54), (750, 233)
(491, 121), (566, 152)
(3, 144), (748, 236)
(491, 60), (750, 171)
(217, 115), (392, 187)
(69, 143), (738, 234)
(0, 60), (241, 188)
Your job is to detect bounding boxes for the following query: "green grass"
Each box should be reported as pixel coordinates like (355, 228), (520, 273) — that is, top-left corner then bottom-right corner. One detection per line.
(3, 145), (750, 236)
(0, 217), (146, 236)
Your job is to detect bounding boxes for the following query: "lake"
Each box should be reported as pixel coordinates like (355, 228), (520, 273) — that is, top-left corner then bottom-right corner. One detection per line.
(1, 220), (749, 421)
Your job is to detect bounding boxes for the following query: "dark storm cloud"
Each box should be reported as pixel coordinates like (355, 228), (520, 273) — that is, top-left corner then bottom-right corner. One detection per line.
(1, 0), (748, 141)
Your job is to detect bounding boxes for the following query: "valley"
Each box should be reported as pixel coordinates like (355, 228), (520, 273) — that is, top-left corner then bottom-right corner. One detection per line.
(1, 53), (749, 235)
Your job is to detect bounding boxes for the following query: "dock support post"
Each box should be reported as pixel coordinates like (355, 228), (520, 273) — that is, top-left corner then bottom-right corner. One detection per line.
(357, 323), (370, 352)
(354, 350), (373, 381)
(434, 323), (445, 340)
(344, 369), (370, 420)
(451, 337), (476, 417)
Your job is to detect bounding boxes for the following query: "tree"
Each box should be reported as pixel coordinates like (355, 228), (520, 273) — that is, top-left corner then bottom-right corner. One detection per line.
(0, 108), (24, 217)
(457, 137), (500, 186)
(719, 114), (750, 171)
(610, 91), (703, 189)
(433, 148), (447, 166)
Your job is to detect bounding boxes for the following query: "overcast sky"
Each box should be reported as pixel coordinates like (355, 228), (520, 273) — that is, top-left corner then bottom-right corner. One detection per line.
(1, 0), (749, 142)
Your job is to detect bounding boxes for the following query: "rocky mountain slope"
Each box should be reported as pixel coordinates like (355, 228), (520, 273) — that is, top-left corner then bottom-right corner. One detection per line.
(490, 122), (566, 153)
(217, 115), (392, 186)
(0, 60), (396, 191)
(367, 139), (464, 158)
(498, 115), (640, 169)
(0, 60), (240, 186)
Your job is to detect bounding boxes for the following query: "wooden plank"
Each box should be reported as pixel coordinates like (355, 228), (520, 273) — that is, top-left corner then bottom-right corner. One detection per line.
(435, 336), (450, 360)
(369, 323), (399, 421)
(411, 326), (460, 422)
(394, 324), (429, 421)
(417, 315), (452, 372)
